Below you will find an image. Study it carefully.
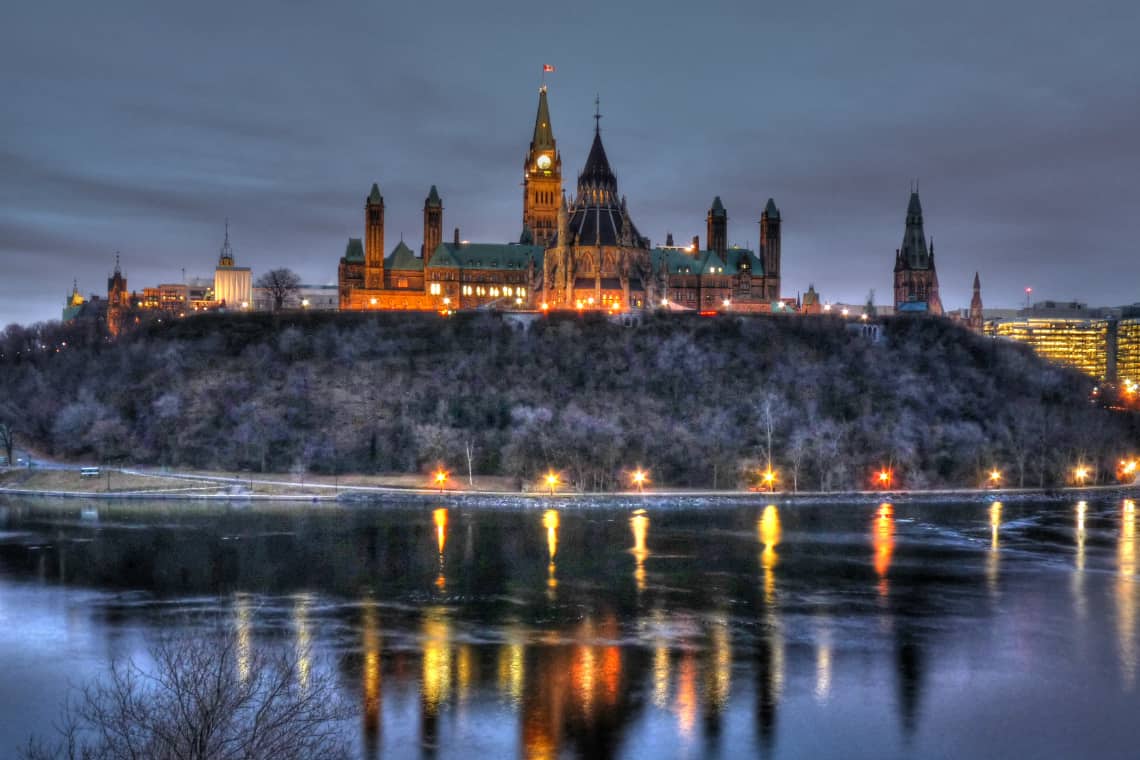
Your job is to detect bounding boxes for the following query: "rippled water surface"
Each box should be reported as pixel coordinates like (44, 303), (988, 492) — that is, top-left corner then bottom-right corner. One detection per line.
(1, 496), (1139, 758)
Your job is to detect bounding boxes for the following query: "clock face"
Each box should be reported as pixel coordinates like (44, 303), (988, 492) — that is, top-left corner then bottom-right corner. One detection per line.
(536, 154), (552, 171)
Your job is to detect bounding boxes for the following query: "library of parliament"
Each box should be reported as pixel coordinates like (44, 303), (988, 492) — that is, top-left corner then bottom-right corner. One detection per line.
(337, 87), (787, 313)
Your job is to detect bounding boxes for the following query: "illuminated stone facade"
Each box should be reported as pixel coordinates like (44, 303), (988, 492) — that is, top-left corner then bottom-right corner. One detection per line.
(893, 191), (942, 316)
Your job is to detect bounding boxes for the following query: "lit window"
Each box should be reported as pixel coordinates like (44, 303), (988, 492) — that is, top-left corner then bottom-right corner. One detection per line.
(519, 287), (526, 296)
(430, 283), (441, 295)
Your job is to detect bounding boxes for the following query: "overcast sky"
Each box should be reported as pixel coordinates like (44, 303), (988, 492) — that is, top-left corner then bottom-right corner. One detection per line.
(2, 0), (1138, 326)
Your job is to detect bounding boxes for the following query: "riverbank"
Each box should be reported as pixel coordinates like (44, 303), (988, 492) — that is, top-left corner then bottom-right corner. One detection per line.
(2, 465), (1136, 506)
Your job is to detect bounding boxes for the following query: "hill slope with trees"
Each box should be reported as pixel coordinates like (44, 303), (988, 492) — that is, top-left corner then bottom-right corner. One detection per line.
(1, 312), (1135, 491)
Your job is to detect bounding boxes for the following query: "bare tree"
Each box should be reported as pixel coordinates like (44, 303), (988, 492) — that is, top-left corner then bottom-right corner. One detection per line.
(23, 629), (351, 760)
(256, 269), (302, 312)
(0, 419), (13, 466)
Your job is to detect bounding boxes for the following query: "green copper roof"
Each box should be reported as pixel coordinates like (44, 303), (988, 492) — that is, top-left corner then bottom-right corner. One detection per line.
(428, 242), (544, 270)
(764, 198), (779, 218)
(531, 87), (555, 151)
(367, 183), (383, 205)
(426, 185), (442, 208)
(710, 196), (726, 215)
(344, 237), (364, 262)
(651, 247), (761, 276)
(387, 241), (422, 271)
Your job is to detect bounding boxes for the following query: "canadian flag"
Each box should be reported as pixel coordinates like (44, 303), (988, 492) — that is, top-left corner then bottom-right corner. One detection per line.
(543, 64), (555, 72)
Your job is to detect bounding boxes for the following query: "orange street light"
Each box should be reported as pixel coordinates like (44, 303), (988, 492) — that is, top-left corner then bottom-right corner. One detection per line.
(989, 469), (1002, 486)
(1074, 466), (1090, 485)
(761, 468), (777, 493)
(631, 469), (648, 493)
(877, 469), (893, 489)
(434, 469), (449, 493)
(545, 472), (559, 495)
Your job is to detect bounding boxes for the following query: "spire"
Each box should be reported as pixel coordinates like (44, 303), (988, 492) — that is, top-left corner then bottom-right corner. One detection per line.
(764, 198), (780, 219)
(114, 252), (121, 274)
(218, 218), (234, 266)
(899, 190), (929, 269)
(531, 87), (555, 151)
(578, 126), (618, 203)
(425, 185), (442, 208)
(973, 271), (980, 290)
(367, 183), (383, 205)
(711, 196), (726, 216)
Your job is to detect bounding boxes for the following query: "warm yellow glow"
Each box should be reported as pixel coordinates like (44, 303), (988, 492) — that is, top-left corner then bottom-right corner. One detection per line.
(496, 628), (525, 705)
(631, 469), (648, 491)
(543, 509), (559, 560)
(841, 307), (850, 316)
(675, 652), (697, 739)
(587, 297), (595, 305)
(369, 297), (377, 305)
(301, 298), (310, 308)
(987, 501), (1002, 595)
(759, 505), (780, 603)
(361, 603), (381, 745)
(990, 469), (1002, 484)
(722, 299), (731, 307)
(540, 301), (549, 311)
(545, 471), (559, 494)
(631, 510), (649, 592)
(661, 297), (669, 306)
(422, 608), (452, 712)
(433, 508), (448, 556)
(873, 503), (895, 597)
(1075, 466), (1090, 484)
(442, 296), (450, 305)
(706, 614), (732, 711)
(1118, 500), (1137, 690)
(878, 469), (892, 487)
(434, 468), (449, 490)
(456, 644), (473, 703)
(814, 616), (832, 703)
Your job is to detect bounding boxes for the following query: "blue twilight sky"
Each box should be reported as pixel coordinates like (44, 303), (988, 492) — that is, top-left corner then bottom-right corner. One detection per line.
(2, 0), (1139, 326)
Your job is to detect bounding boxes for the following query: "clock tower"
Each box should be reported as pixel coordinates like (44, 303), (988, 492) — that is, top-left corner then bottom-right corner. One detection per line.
(522, 86), (562, 248)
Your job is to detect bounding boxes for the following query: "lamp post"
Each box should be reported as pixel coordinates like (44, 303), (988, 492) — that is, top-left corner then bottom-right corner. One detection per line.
(434, 469), (448, 493)
(631, 469), (647, 493)
(545, 472), (559, 496)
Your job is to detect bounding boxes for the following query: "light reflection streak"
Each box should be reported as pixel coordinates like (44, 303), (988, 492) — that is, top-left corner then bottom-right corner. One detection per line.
(758, 505), (780, 605)
(362, 603), (381, 754)
(814, 615), (832, 703)
(631, 510), (649, 592)
(292, 593), (312, 691)
(543, 510), (559, 597)
(433, 508), (448, 591)
(873, 503), (895, 598)
(705, 613), (732, 713)
(675, 651), (697, 740)
(1074, 501), (1088, 621)
(1118, 500), (1136, 690)
(498, 625), (526, 706)
(987, 502), (1002, 597)
(233, 592), (252, 683)
(422, 607), (453, 713)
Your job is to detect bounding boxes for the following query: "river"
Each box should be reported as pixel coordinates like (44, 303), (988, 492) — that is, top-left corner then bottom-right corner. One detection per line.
(0, 496), (1137, 758)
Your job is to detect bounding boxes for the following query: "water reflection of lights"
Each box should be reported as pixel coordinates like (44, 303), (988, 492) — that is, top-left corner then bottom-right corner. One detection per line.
(873, 503), (895, 597)
(233, 592), (252, 683)
(675, 652), (698, 740)
(987, 502), (1002, 596)
(362, 603), (381, 750)
(422, 608), (453, 713)
(457, 644), (474, 704)
(498, 626), (526, 706)
(544, 510), (559, 596)
(1118, 500), (1137, 690)
(705, 614), (732, 712)
(814, 617), (832, 703)
(631, 510), (649, 592)
(759, 505), (780, 604)
(293, 593), (312, 691)
(433, 508), (448, 590)
(1073, 501), (1088, 622)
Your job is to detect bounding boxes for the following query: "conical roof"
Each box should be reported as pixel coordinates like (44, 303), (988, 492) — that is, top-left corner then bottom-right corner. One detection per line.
(764, 198), (780, 218)
(531, 87), (555, 151)
(710, 196), (726, 216)
(899, 191), (930, 269)
(425, 185), (442, 207)
(367, 183), (383, 204)
(578, 129), (617, 197)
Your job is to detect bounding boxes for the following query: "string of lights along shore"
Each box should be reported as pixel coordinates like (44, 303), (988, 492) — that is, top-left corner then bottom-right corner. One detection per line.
(57, 66), (1140, 388)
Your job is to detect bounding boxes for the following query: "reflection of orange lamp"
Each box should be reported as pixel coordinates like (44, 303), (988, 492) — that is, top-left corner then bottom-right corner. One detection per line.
(434, 469), (448, 493)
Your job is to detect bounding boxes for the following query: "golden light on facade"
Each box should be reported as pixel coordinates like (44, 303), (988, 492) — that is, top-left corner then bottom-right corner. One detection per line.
(841, 307), (850, 317)
(661, 297), (669, 306)
(540, 301), (549, 311)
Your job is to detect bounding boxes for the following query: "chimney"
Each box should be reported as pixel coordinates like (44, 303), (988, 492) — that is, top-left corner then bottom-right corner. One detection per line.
(453, 227), (460, 245)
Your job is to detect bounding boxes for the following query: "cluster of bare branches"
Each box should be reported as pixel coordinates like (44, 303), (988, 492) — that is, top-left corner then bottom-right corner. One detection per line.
(23, 630), (351, 760)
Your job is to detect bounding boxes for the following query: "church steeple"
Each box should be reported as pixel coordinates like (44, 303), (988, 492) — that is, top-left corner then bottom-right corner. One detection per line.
(218, 218), (234, 267)
(969, 272), (984, 331)
(523, 86), (563, 248)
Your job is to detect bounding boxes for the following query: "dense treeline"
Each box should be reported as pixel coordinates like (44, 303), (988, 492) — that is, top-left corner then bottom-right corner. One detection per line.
(1, 311), (1136, 490)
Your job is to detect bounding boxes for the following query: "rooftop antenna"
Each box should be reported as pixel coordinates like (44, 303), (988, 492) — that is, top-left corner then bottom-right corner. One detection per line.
(594, 94), (602, 133)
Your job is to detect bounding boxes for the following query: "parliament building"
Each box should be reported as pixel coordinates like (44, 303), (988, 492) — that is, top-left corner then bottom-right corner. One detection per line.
(338, 87), (784, 313)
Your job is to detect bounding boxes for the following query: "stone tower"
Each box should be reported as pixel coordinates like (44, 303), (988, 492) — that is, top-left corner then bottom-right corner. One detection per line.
(422, 185), (443, 260)
(892, 190), (943, 315)
(760, 198), (782, 301)
(706, 196), (727, 256)
(106, 254), (129, 337)
(364, 183), (384, 290)
(522, 86), (563, 248)
(969, 272), (983, 331)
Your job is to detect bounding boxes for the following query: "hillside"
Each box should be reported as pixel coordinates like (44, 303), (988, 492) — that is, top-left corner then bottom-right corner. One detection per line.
(1, 312), (1135, 491)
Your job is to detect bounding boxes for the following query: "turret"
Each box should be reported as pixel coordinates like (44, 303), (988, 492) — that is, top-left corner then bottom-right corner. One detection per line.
(706, 196), (727, 256)
(523, 86), (563, 247)
(365, 183), (384, 290)
(422, 185), (443, 260)
(760, 198), (781, 299)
